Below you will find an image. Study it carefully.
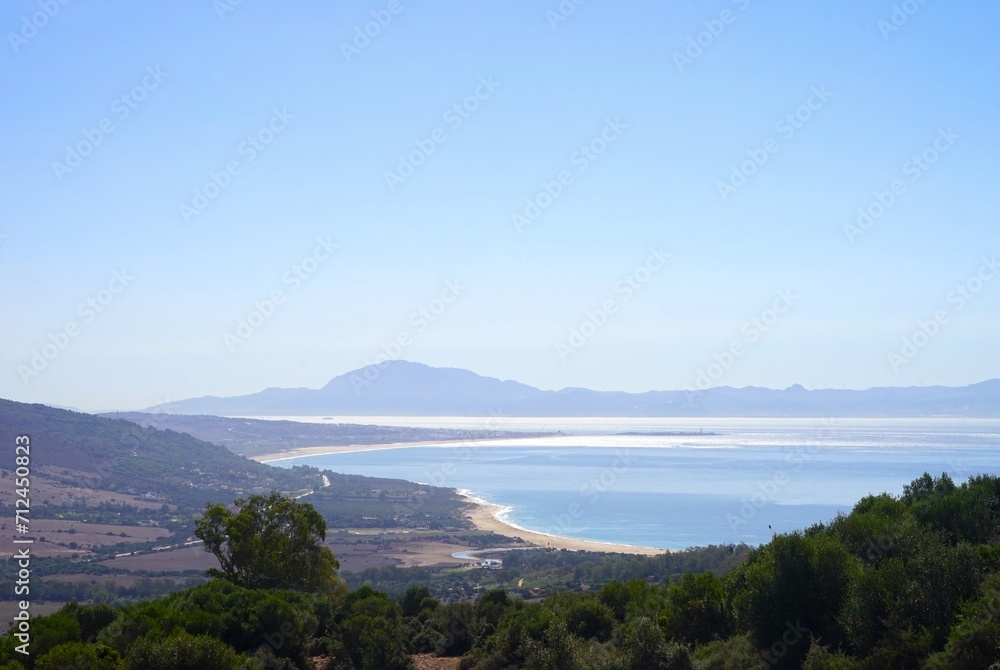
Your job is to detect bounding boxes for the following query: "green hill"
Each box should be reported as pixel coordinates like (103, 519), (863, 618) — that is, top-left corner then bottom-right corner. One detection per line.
(0, 399), (317, 507)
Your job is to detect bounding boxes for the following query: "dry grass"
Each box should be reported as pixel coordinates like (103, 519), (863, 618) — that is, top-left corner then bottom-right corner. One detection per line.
(0, 467), (171, 510)
(0, 521), (173, 558)
(412, 654), (462, 669)
(98, 544), (218, 572)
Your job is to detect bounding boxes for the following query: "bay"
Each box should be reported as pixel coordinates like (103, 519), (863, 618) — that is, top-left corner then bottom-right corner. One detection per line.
(268, 418), (1000, 550)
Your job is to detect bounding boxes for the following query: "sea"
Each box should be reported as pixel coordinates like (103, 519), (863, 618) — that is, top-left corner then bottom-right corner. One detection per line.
(265, 417), (1000, 551)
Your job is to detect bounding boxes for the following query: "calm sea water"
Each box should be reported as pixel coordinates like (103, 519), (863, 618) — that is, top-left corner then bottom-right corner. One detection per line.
(267, 418), (1000, 550)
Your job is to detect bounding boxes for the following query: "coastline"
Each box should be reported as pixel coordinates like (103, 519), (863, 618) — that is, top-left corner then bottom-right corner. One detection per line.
(252, 437), (550, 463)
(255, 441), (667, 555)
(459, 492), (666, 556)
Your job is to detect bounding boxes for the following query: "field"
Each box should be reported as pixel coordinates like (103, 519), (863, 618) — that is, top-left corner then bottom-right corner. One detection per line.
(0, 519), (173, 559)
(98, 544), (217, 572)
(93, 529), (492, 575)
(0, 467), (169, 511)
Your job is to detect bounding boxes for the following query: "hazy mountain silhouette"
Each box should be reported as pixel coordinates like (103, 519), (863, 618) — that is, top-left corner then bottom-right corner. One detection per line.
(144, 361), (1000, 418)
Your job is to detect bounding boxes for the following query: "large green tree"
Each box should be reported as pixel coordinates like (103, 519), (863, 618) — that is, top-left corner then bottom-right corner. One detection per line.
(195, 492), (341, 593)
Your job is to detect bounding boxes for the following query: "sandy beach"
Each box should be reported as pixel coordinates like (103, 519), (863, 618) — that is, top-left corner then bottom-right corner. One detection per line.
(255, 443), (667, 556)
(252, 438), (539, 463)
(461, 494), (666, 556)
(254, 443), (404, 462)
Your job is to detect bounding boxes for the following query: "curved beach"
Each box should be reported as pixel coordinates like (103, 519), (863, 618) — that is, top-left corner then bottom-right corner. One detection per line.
(460, 492), (666, 556)
(254, 444), (666, 555)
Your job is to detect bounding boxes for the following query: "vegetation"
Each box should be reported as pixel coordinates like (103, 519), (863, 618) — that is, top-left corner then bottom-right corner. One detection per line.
(0, 400), (483, 608)
(343, 543), (751, 601)
(0, 401), (475, 526)
(5, 473), (1000, 668)
(196, 493), (343, 594)
(0, 399), (321, 508)
(299, 471), (475, 531)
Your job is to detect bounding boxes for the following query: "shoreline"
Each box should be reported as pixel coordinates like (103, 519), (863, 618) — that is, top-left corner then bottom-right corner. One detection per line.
(256, 440), (668, 555)
(459, 492), (666, 556)
(252, 438), (537, 463)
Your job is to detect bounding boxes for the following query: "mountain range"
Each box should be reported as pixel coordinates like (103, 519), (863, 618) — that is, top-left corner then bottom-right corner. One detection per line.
(144, 361), (1000, 418)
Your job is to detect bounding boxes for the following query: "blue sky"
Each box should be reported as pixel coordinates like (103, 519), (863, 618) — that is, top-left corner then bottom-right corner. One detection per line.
(1, 0), (998, 411)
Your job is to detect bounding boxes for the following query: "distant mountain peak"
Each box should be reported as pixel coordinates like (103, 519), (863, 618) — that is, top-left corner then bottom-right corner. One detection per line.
(143, 362), (1000, 418)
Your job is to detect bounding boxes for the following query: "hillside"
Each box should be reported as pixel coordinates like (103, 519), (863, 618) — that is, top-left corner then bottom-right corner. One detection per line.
(4, 473), (1000, 668)
(99, 412), (555, 458)
(0, 398), (489, 540)
(0, 399), (311, 507)
(151, 360), (1000, 417)
(0, 399), (505, 618)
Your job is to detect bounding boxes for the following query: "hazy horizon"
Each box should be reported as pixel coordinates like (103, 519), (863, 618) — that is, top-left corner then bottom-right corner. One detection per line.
(19, 358), (997, 415)
(2, 1), (998, 411)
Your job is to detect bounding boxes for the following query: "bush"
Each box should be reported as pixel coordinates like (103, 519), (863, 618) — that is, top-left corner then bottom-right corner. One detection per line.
(664, 572), (731, 644)
(691, 632), (762, 670)
(801, 641), (860, 670)
(124, 630), (253, 670)
(622, 617), (692, 670)
(565, 599), (615, 642)
(335, 614), (413, 670)
(35, 642), (120, 670)
(429, 602), (475, 656)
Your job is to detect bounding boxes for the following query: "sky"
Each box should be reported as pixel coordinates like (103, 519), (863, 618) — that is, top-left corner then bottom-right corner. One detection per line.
(1, 0), (998, 412)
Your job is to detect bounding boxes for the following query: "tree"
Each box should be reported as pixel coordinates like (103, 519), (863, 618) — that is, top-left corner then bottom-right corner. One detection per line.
(399, 585), (437, 617)
(195, 492), (341, 593)
(664, 572), (732, 644)
(565, 598), (615, 642)
(729, 533), (856, 669)
(622, 617), (693, 670)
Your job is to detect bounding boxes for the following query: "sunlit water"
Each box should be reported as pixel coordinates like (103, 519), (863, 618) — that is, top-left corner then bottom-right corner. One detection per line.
(266, 418), (1000, 550)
